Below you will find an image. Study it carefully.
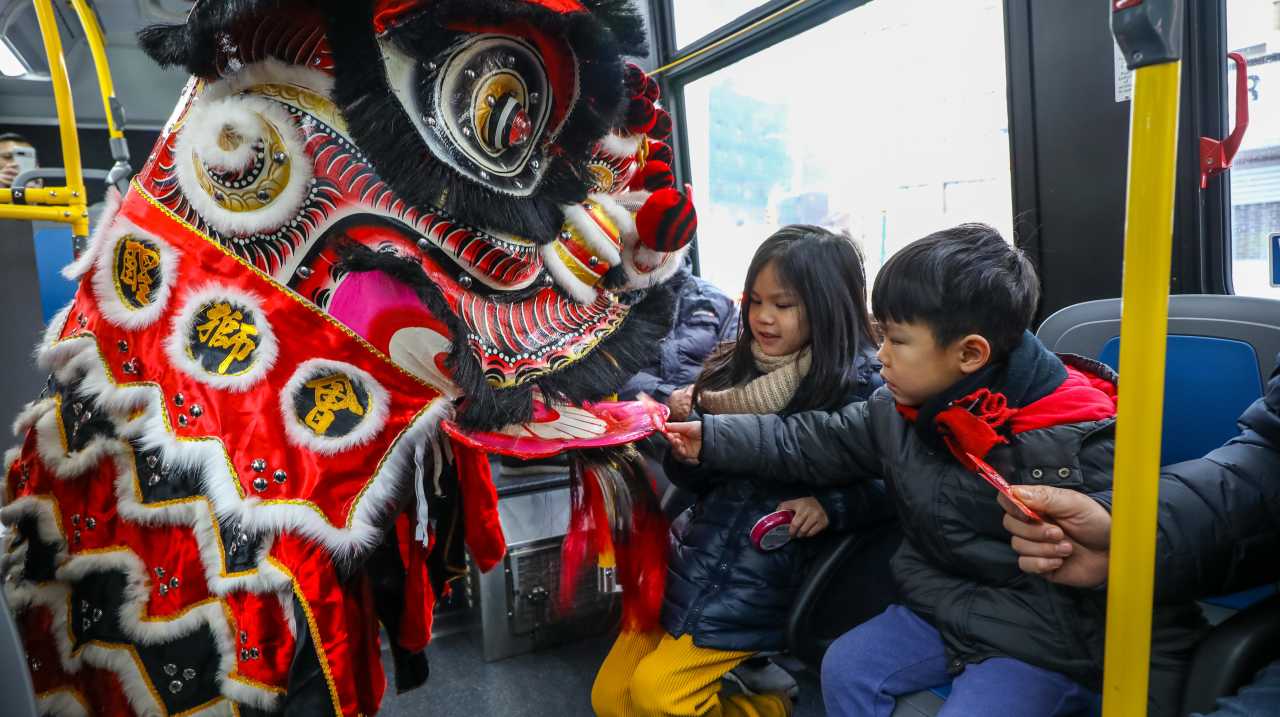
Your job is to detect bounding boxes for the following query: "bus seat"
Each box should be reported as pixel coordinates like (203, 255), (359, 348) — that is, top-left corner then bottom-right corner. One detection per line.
(785, 523), (900, 669)
(1040, 294), (1280, 714)
(32, 223), (78, 324)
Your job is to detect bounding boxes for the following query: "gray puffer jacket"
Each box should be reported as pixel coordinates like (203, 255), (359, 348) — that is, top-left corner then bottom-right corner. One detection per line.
(698, 333), (1206, 716)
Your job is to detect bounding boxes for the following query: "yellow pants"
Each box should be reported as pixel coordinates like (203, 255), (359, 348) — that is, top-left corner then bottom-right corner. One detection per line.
(591, 630), (792, 717)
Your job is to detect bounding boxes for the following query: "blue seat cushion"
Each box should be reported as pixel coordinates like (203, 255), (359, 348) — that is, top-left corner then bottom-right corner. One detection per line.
(1097, 335), (1263, 465)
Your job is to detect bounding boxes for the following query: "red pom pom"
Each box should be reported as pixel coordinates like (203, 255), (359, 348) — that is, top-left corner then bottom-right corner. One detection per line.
(647, 140), (674, 166)
(627, 160), (674, 192)
(636, 187), (696, 253)
(623, 63), (647, 96)
(625, 96), (657, 135)
(649, 109), (672, 140)
(643, 76), (660, 102)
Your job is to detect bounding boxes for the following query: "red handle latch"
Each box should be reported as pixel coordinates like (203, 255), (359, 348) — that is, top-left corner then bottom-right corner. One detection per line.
(1201, 52), (1250, 189)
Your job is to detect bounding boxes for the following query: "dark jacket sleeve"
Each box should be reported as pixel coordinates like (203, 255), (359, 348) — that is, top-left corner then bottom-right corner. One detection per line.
(619, 370), (676, 402)
(700, 396), (885, 487)
(1153, 364), (1280, 603)
(813, 481), (891, 533)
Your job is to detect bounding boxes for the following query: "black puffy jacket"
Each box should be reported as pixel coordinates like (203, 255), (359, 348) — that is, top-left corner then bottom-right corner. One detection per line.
(660, 350), (893, 653)
(698, 334), (1207, 716)
(619, 267), (739, 403)
(1153, 356), (1280, 603)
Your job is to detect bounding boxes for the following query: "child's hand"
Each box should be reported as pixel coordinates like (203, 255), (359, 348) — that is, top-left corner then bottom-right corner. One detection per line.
(666, 421), (702, 464)
(667, 386), (694, 421)
(778, 497), (829, 538)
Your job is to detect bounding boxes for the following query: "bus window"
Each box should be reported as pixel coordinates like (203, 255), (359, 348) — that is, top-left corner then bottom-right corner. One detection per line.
(679, 0), (1013, 297)
(1228, 0), (1280, 298)
(673, 1), (772, 49)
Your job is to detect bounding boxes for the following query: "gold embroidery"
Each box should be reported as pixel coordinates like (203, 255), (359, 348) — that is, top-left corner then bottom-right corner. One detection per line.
(303, 374), (365, 435)
(194, 303), (258, 374)
(115, 237), (162, 307)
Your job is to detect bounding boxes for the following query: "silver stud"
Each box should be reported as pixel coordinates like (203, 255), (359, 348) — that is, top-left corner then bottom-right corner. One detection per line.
(458, 275), (473, 289)
(237, 532), (249, 545)
(588, 256), (599, 266)
(29, 658), (40, 672)
(73, 530), (81, 542)
(464, 69), (477, 80)
(159, 584), (168, 595)
(240, 631), (249, 644)
(122, 359), (138, 374)
(147, 455), (159, 468)
(213, 191), (226, 203)
(249, 647), (259, 659)
(164, 663), (177, 677)
(273, 469), (287, 484)
(80, 600), (90, 612)
(296, 266), (313, 279)
(543, 274), (554, 286)
(190, 405), (203, 418)
(77, 315), (87, 327)
(479, 170), (490, 180)
(148, 474), (161, 486)
(253, 477), (268, 492)
(169, 680), (183, 694)
(169, 577), (179, 589)
(529, 92), (540, 104)
(485, 95), (497, 107)
(161, 463), (172, 476)
(86, 517), (96, 530)
(426, 61), (438, 73)
(424, 116), (437, 127)
(117, 340), (128, 352)
(178, 414), (188, 427)
(155, 567), (165, 578)
(462, 126), (472, 137)
(173, 393), (184, 407)
(256, 190), (271, 202)
(251, 459), (266, 472)
(273, 152), (288, 164)
(82, 618), (91, 631)
(1031, 468), (1043, 478)
(92, 608), (103, 622)
(530, 158), (541, 169)
(417, 238), (431, 252)
(71, 514), (80, 526)
(241, 648), (251, 661)
(1058, 467), (1072, 478)
(183, 667), (196, 680)
(72, 402), (83, 415)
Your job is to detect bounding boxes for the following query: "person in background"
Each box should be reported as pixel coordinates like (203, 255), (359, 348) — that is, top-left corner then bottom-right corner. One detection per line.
(1001, 357), (1280, 716)
(0, 133), (38, 190)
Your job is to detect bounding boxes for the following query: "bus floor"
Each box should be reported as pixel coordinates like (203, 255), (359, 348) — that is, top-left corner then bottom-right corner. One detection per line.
(377, 630), (827, 716)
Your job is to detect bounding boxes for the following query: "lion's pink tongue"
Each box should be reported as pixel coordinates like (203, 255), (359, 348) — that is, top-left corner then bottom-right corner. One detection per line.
(329, 270), (424, 339)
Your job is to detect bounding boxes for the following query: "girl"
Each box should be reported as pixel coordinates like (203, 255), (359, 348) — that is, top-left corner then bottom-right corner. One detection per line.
(591, 225), (893, 717)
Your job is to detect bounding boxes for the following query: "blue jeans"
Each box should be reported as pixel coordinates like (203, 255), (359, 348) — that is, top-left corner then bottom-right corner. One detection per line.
(821, 604), (1101, 717)
(1195, 659), (1280, 716)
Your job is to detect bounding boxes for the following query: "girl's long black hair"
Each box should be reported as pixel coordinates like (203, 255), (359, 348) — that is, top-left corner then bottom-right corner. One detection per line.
(693, 224), (878, 415)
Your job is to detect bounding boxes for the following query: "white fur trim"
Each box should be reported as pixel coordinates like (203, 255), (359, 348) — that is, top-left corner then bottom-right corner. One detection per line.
(36, 689), (90, 717)
(13, 398), (52, 438)
(539, 242), (600, 305)
(62, 186), (123, 281)
(174, 94), (314, 237)
(201, 58), (335, 107)
(39, 302), (73, 358)
(597, 132), (642, 160)
(279, 359), (391, 456)
(89, 214), (181, 331)
(612, 190), (651, 213)
(165, 284), (279, 392)
(622, 242), (689, 291)
(591, 193), (639, 247)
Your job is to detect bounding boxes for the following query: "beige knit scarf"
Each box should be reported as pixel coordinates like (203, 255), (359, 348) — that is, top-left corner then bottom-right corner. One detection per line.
(697, 343), (811, 416)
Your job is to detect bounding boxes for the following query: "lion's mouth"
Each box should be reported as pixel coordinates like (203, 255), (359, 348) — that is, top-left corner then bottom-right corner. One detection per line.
(296, 213), (633, 394)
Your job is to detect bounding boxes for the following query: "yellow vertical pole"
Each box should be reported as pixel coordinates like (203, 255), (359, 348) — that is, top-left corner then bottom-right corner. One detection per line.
(68, 0), (123, 140)
(1102, 60), (1181, 717)
(32, 0), (88, 239)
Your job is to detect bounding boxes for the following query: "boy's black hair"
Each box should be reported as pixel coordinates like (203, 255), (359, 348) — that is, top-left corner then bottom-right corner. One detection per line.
(694, 224), (879, 414)
(871, 223), (1038, 358)
(0, 132), (31, 145)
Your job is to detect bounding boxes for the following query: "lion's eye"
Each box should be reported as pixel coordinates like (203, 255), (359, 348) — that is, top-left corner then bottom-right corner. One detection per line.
(380, 34), (558, 196)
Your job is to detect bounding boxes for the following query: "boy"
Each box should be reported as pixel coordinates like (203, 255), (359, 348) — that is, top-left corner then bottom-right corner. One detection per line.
(667, 224), (1206, 716)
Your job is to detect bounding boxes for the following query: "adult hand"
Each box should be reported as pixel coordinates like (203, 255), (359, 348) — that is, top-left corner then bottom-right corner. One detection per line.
(778, 497), (829, 538)
(666, 421), (702, 464)
(999, 485), (1112, 588)
(666, 386), (694, 421)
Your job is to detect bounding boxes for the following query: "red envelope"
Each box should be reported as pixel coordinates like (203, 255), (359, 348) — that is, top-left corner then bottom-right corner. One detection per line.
(965, 451), (1042, 521)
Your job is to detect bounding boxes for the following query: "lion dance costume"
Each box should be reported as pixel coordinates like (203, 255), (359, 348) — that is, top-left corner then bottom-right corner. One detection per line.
(1, 1), (694, 714)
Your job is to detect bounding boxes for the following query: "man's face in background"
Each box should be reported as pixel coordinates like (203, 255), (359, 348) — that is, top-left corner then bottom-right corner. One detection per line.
(0, 139), (37, 189)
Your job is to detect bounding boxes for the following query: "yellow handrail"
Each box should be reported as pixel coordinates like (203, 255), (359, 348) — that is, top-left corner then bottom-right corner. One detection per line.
(1102, 60), (1182, 717)
(69, 0), (124, 141)
(0, 0), (88, 239)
